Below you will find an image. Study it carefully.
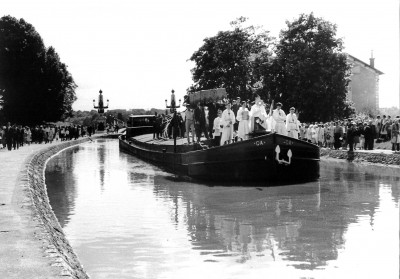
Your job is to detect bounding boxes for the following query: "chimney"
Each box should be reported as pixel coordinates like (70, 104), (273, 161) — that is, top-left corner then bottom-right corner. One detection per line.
(369, 50), (375, 68)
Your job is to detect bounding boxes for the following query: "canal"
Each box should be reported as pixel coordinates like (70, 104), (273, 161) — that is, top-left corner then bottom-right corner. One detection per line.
(45, 139), (399, 279)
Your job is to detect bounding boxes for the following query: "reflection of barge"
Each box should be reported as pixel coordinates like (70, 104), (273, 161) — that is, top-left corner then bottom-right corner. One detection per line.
(119, 115), (320, 183)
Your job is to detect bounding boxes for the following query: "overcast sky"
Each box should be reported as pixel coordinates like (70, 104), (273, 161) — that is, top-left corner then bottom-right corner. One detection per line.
(3, 0), (399, 111)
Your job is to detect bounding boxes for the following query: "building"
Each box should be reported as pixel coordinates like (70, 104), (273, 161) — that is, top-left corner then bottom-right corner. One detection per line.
(346, 53), (384, 113)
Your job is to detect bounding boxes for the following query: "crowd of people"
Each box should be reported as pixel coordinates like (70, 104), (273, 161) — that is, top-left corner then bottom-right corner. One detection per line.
(0, 122), (96, 151)
(156, 94), (400, 152)
(297, 115), (400, 152)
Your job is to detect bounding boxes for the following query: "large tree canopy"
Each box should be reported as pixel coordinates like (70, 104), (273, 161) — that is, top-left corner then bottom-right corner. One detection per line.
(262, 13), (354, 122)
(188, 17), (274, 102)
(0, 15), (77, 125)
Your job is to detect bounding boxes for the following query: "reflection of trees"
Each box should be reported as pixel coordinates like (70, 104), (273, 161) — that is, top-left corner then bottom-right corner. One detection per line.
(45, 147), (78, 228)
(152, 159), (398, 270)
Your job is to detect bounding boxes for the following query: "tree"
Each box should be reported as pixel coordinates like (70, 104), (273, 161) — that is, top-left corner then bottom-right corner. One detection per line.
(261, 13), (354, 122)
(42, 47), (77, 121)
(0, 15), (77, 125)
(188, 17), (274, 101)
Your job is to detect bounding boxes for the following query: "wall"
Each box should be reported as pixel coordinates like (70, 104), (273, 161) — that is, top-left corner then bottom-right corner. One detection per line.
(347, 55), (381, 113)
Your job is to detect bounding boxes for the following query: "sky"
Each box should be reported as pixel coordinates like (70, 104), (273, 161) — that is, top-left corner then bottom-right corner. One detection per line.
(2, 0), (399, 111)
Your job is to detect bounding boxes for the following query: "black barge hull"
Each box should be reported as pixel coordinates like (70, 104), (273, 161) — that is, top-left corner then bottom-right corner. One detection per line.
(119, 133), (320, 183)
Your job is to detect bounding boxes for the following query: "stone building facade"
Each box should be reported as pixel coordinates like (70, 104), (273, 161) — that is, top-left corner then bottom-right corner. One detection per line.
(346, 54), (383, 113)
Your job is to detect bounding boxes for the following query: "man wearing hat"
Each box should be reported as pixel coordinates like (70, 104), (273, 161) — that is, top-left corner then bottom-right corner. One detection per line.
(286, 107), (299, 139)
(272, 102), (287, 135)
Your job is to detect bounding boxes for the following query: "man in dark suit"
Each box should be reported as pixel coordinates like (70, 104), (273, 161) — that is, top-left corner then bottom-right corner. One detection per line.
(194, 102), (209, 143)
(207, 102), (217, 139)
(364, 120), (375, 150)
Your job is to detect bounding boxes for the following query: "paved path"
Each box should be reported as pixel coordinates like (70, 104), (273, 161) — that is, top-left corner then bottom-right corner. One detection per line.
(0, 142), (68, 278)
(0, 135), (107, 278)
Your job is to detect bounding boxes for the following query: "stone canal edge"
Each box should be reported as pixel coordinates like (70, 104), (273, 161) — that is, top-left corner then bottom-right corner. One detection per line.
(11, 134), (117, 279)
(4, 137), (399, 279)
(26, 138), (93, 279)
(320, 148), (400, 166)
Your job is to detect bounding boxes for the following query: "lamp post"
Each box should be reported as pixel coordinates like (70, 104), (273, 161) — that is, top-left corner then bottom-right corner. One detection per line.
(165, 89), (181, 152)
(93, 89), (109, 114)
(93, 89), (109, 131)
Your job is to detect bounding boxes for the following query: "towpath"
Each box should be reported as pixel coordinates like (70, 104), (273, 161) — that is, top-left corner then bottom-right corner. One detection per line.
(0, 141), (68, 278)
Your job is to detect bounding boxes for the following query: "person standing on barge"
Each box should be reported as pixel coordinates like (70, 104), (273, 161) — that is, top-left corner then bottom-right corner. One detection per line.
(286, 107), (299, 139)
(194, 102), (210, 143)
(220, 102), (236, 145)
(212, 109), (223, 146)
(236, 101), (250, 141)
(249, 94), (268, 133)
(272, 102), (286, 135)
(184, 105), (195, 144)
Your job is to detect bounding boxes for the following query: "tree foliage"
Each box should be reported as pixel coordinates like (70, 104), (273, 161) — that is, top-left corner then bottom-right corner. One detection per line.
(0, 15), (77, 125)
(262, 13), (354, 122)
(189, 14), (354, 122)
(188, 17), (274, 101)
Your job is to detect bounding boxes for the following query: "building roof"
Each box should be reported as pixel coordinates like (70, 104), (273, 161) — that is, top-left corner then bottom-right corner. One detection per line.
(347, 54), (384, 75)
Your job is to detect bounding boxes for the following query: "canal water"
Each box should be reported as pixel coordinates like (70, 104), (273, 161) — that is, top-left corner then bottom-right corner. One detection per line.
(45, 139), (399, 279)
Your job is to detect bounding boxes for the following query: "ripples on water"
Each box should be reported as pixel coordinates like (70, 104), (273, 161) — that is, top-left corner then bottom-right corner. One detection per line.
(45, 139), (400, 279)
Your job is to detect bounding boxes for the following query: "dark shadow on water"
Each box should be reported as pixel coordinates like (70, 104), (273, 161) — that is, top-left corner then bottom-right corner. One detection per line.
(154, 175), (330, 198)
(159, 173), (320, 188)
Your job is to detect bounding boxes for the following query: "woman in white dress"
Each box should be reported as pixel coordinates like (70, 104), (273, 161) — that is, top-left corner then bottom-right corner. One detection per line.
(220, 103), (236, 145)
(236, 101), (250, 141)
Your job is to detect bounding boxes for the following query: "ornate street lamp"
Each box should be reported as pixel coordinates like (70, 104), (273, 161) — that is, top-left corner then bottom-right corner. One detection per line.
(165, 89), (181, 113)
(93, 89), (109, 114)
(93, 89), (109, 131)
(165, 89), (181, 152)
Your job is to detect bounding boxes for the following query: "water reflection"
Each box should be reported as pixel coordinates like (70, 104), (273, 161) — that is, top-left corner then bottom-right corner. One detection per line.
(46, 147), (78, 227)
(45, 140), (400, 279)
(153, 176), (343, 270)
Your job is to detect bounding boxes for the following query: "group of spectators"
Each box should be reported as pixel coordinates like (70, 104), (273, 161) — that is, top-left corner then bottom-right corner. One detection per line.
(0, 122), (96, 151)
(297, 115), (400, 152)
